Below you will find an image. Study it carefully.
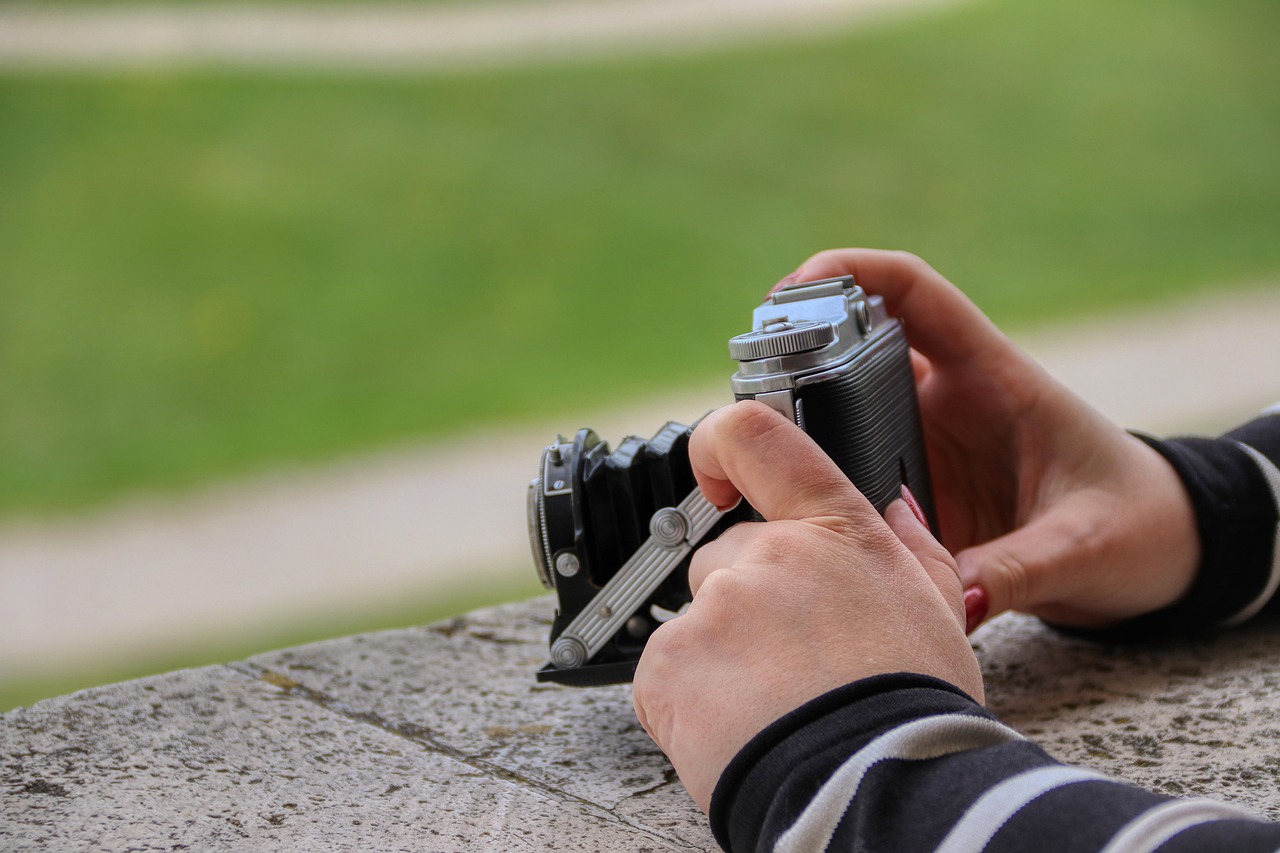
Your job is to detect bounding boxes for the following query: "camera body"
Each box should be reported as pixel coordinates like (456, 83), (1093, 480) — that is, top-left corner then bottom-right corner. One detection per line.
(527, 276), (934, 686)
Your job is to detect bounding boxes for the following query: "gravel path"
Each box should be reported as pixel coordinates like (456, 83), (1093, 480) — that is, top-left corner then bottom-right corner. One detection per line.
(2, 284), (1279, 679)
(0, 0), (962, 70)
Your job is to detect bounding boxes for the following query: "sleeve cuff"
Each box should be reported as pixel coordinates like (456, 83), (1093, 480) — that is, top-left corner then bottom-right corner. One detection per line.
(1111, 423), (1280, 635)
(709, 673), (987, 853)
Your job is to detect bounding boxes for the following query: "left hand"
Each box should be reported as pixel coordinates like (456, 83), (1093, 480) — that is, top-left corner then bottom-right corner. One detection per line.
(632, 401), (983, 813)
(777, 249), (1199, 630)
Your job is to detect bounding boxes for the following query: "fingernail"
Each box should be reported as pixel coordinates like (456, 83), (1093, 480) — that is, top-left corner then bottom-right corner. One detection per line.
(767, 270), (803, 298)
(964, 585), (989, 635)
(900, 485), (930, 532)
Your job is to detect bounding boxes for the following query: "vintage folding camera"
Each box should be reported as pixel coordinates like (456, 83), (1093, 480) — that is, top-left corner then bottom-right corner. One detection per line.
(526, 275), (935, 686)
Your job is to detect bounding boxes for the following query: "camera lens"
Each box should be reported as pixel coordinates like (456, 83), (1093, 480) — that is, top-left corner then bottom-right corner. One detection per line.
(527, 475), (555, 590)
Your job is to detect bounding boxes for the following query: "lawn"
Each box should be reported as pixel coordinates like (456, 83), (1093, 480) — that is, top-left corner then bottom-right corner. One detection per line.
(1, 0), (1279, 708)
(3, 0), (1278, 517)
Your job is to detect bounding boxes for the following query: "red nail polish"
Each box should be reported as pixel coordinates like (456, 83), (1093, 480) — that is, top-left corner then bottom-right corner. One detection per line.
(900, 485), (930, 532)
(964, 585), (989, 634)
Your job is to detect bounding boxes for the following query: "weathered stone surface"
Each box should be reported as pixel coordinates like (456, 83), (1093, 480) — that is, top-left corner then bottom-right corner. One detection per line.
(4, 597), (1280, 850)
(977, 613), (1280, 819)
(0, 599), (713, 852)
(245, 600), (682, 813)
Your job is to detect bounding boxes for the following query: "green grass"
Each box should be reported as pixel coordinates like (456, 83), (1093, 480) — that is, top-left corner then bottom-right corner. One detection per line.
(2, 0), (1279, 516)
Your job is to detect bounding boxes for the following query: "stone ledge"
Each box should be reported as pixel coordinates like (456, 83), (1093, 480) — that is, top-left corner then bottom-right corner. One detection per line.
(4, 597), (1279, 850)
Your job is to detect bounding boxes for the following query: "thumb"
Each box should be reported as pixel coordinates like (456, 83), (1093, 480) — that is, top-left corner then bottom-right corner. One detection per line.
(689, 400), (876, 524)
(953, 510), (1093, 628)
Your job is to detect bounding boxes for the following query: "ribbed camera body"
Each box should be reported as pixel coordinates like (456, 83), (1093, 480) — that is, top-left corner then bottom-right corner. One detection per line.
(528, 275), (934, 686)
(729, 276), (936, 528)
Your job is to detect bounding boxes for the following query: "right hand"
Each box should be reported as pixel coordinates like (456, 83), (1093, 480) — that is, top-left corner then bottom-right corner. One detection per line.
(633, 401), (981, 812)
(775, 249), (1200, 630)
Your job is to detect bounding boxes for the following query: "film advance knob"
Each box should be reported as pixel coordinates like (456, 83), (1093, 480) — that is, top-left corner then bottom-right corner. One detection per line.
(728, 320), (836, 362)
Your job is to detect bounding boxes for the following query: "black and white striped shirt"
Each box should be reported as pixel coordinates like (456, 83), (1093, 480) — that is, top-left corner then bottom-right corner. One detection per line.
(710, 408), (1280, 852)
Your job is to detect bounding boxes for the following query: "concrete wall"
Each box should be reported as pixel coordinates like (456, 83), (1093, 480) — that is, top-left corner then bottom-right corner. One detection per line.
(4, 597), (1279, 850)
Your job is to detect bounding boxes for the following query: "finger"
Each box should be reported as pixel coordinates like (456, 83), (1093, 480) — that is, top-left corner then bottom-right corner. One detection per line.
(953, 507), (1097, 626)
(690, 400), (874, 524)
(883, 496), (965, 630)
(910, 349), (932, 385)
(769, 268), (803, 295)
(788, 248), (1006, 368)
(686, 521), (751, 596)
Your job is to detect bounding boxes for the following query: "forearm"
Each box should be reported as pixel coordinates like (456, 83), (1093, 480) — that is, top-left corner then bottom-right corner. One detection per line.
(711, 674), (1279, 853)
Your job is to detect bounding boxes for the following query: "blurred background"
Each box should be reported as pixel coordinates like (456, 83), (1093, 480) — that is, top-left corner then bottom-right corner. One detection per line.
(2, 0), (1278, 711)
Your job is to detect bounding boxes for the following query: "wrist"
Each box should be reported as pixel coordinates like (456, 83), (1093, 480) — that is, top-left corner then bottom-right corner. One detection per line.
(1111, 432), (1277, 634)
(1128, 432), (1201, 612)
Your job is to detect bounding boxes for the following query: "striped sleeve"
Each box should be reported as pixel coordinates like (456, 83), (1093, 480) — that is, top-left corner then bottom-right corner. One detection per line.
(709, 675), (1280, 853)
(1126, 407), (1280, 633)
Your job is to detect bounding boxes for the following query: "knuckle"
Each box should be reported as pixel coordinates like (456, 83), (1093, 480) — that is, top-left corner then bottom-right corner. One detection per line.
(693, 567), (762, 623)
(825, 510), (885, 544)
(805, 248), (849, 272)
(722, 399), (791, 447)
(689, 523), (747, 581)
(987, 550), (1032, 611)
(890, 249), (933, 277)
(642, 616), (691, 664)
(920, 536), (960, 575)
(687, 545), (714, 589)
(633, 648), (675, 742)
(635, 621), (691, 712)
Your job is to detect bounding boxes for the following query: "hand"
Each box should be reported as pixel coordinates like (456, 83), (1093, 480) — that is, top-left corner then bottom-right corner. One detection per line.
(632, 401), (982, 812)
(778, 249), (1200, 629)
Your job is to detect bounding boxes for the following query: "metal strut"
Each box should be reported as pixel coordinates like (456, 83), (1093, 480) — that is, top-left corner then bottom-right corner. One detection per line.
(549, 487), (726, 670)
